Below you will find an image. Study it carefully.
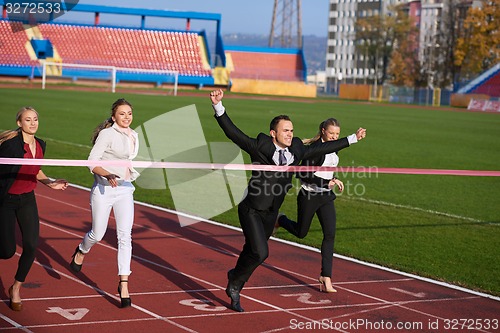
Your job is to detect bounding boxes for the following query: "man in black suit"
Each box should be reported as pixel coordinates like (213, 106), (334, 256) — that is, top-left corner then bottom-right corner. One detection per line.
(210, 89), (366, 312)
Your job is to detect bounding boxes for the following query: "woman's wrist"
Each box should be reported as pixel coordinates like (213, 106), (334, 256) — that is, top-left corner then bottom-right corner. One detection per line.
(40, 178), (53, 186)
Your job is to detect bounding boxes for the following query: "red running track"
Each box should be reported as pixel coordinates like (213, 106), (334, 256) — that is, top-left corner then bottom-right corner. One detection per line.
(1, 185), (499, 333)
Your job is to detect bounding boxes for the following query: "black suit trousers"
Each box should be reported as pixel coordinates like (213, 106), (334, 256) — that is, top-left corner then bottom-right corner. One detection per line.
(232, 200), (277, 284)
(279, 188), (336, 278)
(0, 191), (39, 282)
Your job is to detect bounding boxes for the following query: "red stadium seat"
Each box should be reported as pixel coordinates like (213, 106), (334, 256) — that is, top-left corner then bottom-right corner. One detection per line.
(229, 51), (303, 81)
(0, 21), (38, 66)
(34, 23), (211, 76)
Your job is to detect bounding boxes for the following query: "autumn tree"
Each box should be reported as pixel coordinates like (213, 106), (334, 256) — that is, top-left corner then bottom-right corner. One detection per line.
(387, 9), (421, 87)
(355, 14), (392, 85)
(355, 6), (419, 86)
(454, 0), (500, 81)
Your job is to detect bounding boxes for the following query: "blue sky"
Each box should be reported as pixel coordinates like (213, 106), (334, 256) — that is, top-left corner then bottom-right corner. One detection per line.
(70, 0), (329, 37)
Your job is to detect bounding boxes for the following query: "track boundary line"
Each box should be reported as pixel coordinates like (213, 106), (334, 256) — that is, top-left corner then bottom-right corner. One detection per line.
(37, 214), (341, 328)
(0, 313), (34, 333)
(2, 185), (494, 333)
(0, 318), (160, 331)
(50, 183), (500, 302)
(38, 189), (442, 332)
(32, 223), (199, 333)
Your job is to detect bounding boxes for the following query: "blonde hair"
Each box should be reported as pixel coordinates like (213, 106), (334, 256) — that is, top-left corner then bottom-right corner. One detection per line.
(302, 118), (340, 145)
(0, 106), (38, 145)
(91, 98), (133, 145)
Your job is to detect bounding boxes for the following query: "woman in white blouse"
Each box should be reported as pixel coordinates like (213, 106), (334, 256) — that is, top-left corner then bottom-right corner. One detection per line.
(70, 98), (139, 308)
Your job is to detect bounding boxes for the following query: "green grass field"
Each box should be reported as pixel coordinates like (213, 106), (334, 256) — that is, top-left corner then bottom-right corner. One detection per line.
(1, 87), (499, 296)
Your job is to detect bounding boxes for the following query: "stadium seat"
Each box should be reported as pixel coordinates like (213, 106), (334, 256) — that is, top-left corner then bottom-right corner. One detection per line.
(472, 72), (500, 97)
(229, 51), (304, 81)
(0, 21), (39, 67)
(35, 23), (211, 77)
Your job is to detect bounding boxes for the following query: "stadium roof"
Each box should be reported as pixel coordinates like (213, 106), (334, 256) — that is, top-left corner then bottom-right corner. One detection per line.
(68, 4), (221, 21)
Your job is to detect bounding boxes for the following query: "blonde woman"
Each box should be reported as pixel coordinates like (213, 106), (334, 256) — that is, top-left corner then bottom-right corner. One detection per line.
(0, 107), (68, 311)
(69, 98), (139, 308)
(276, 118), (365, 292)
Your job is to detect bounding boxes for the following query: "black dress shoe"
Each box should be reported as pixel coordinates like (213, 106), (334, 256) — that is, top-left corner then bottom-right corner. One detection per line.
(226, 269), (244, 312)
(69, 246), (83, 273)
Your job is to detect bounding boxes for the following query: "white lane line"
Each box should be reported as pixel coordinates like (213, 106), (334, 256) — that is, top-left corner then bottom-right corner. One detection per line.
(32, 185), (499, 333)
(0, 317), (159, 330)
(10, 249), (199, 333)
(390, 287), (426, 298)
(0, 313), (34, 333)
(37, 186), (500, 302)
(34, 196), (336, 328)
(345, 195), (489, 224)
(42, 137), (92, 149)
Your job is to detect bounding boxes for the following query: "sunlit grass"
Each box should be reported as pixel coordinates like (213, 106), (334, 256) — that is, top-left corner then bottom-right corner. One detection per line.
(1, 87), (498, 295)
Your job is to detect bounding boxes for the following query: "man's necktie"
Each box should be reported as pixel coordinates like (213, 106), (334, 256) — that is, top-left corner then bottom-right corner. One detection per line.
(278, 149), (287, 166)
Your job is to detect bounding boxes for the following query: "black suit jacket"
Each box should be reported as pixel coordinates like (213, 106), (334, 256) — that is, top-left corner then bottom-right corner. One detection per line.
(216, 112), (350, 211)
(0, 133), (46, 202)
(296, 139), (338, 189)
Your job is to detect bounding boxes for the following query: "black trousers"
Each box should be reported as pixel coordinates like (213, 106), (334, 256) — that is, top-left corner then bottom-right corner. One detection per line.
(231, 200), (277, 284)
(0, 191), (40, 282)
(279, 188), (336, 277)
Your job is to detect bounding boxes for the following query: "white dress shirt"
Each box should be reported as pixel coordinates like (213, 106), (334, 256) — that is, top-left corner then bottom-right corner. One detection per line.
(88, 123), (140, 182)
(301, 135), (357, 193)
(272, 145), (294, 165)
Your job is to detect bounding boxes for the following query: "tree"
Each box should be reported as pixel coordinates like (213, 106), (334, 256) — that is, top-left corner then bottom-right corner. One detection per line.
(387, 8), (421, 87)
(355, 15), (389, 86)
(355, 6), (418, 86)
(454, 0), (500, 81)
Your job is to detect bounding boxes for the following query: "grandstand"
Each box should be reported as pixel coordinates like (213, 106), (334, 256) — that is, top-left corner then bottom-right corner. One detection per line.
(226, 46), (305, 82)
(37, 24), (212, 79)
(0, 20), (39, 75)
(0, 2), (314, 97)
(224, 45), (314, 97)
(456, 63), (500, 98)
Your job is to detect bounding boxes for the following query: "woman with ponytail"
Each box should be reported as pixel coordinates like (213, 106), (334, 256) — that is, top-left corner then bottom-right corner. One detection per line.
(0, 107), (68, 311)
(275, 118), (366, 293)
(69, 98), (140, 308)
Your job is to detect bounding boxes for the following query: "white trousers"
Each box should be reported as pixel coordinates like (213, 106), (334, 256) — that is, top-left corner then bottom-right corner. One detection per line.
(80, 181), (135, 276)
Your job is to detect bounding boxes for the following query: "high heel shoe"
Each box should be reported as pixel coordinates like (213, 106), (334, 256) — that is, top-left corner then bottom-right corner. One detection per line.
(69, 246), (84, 273)
(318, 276), (337, 293)
(272, 213), (285, 237)
(117, 280), (131, 308)
(8, 286), (22, 311)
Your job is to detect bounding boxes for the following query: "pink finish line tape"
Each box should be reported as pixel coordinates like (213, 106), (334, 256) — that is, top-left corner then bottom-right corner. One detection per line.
(1, 158), (499, 176)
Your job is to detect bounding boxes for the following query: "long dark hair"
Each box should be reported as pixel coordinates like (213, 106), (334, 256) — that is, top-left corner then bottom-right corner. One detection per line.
(0, 106), (38, 145)
(303, 118), (340, 145)
(91, 98), (132, 144)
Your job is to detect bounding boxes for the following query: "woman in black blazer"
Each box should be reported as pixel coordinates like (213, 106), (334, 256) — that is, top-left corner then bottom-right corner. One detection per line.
(0, 107), (68, 311)
(277, 118), (363, 293)
(210, 90), (366, 311)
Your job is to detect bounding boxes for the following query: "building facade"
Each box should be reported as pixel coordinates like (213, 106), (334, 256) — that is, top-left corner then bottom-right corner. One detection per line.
(326, 0), (382, 92)
(324, 0), (476, 92)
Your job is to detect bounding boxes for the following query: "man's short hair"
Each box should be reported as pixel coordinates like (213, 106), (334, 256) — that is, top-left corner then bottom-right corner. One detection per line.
(270, 115), (291, 131)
